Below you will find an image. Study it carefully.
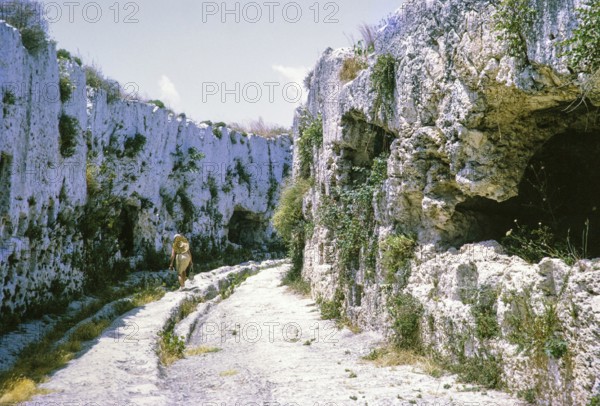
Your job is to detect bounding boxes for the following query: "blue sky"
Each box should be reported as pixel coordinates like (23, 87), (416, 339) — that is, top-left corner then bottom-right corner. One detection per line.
(40, 0), (402, 127)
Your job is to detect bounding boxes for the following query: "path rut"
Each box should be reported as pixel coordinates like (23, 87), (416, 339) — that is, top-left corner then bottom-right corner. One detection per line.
(163, 265), (523, 405)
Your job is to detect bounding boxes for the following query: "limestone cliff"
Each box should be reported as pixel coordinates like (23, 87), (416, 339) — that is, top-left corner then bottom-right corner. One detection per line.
(0, 21), (292, 324)
(295, 0), (600, 404)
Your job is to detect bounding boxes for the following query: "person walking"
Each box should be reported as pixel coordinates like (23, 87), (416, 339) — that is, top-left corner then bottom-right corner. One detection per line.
(169, 233), (193, 289)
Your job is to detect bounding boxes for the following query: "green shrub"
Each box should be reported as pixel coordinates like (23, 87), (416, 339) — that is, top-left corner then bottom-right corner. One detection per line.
(222, 169), (234, 193)
(206, 175), (219, 200)
(0, 1), (48, 54)
(73, 56), (83, 67)
(3, 91), (16, 106)
(172, 146), (205, 173)
(176, 147), (205, 172)
(24, 222), (43, 241)
(160, 188), (175, 216)
(502, 222), (576, 265)
(544, 335), (568, 359)
(273, 178), (311, 242)
(85, 66), (105, 89)
(86, 164), (100, 196)
(371, 54), (396, 121)
(235, 159), (251, 189)
(318, 154), (388, 275)
(356, 26), (376, 55)
(213, 126), (223, 139)
(493, 0), (537, 58)
(518, 389), (537, 404)
(123, 133), (146, 158)
(589, 395), (600, 406)
(220, 272), (252, 300)
(56, 49), (71, 60)
(452, 351), (504, 389)
(20, 26), (46, 53)
(157, 330), (185, 366)
(266, 174), (279, 209)
(59, 76), (73, 103)
(176, 187), (195, 234)
(148, 99), (166, 109)
(297, 114), (323, 179)
(561, 0), (600, 73)
(3, 91), (16, 116)
(472, 286), (500, 340)
(188, 147), (205, 161)
(381, 234), (416, 286)
(85, 66), (121, 103)
(319, 289), (345, 320)
(282, 268), (311, 295)
(77, 191), (138, 290)
(504, 290), (567, 363)
(58, 113), (79, 158)
(389, 293), (423, 351)
(273, 178), (311, 280)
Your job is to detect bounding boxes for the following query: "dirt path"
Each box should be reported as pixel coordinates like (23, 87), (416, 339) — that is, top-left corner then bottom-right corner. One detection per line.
(163, 265), (523, 405)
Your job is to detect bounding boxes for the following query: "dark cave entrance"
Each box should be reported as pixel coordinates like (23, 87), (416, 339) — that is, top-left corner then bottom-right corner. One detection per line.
(227, 207), (267, 250)
(118, 204), (138, 257)
(455, 129), (600, 257)
(339, 111), (395, 184)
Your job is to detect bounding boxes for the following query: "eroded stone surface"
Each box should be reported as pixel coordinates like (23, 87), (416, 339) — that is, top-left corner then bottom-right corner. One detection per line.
(296, 1), (600, 404)
(0, 21), (292, 320)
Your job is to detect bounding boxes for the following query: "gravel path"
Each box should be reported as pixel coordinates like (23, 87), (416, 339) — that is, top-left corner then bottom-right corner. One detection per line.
(163, 265), (524, 406)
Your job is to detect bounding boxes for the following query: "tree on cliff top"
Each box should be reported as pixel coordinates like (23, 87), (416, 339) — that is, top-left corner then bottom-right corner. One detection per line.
(0, 0), (48, 53)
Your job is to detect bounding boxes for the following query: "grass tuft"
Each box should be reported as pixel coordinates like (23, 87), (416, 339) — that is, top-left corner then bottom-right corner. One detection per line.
(339, 56), (368, 82)
(132, 286), (166, 307)
(157, 330), (185, 366)
(219, 369), (238, 377)
(0, 378), (48, 404)
(185, 346), (221, 356)
(70, 319), (111, 342)
(362, 346), (444, 377)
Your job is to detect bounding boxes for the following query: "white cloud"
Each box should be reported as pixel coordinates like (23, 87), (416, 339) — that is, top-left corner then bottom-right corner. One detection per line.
(272, 65), (310, 86)
(272, 65), (310, 103)
(158, 75), (181, 111)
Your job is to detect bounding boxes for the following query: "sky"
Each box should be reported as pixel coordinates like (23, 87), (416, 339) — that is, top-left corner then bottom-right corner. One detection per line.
(38, 0), (402, 128)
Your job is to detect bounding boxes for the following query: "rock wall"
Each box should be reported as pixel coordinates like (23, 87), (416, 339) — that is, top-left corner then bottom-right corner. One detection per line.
(295, 0), (600, 404)
(0, 21), (292, 322)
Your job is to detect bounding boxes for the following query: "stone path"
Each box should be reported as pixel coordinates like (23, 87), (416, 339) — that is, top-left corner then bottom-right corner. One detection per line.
(25, 262), (524, 406)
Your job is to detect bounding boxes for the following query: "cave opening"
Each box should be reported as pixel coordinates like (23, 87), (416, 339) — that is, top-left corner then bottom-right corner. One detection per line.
(117, 204), (138, 257)
(455, 129), (600, 258)
(339, 111), (395, 184)
(227, 207), (267, 250)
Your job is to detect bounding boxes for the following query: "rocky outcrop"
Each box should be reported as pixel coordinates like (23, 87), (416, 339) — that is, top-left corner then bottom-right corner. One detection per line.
(295, 0), (600, 404)
(0, 21), (292, 323)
